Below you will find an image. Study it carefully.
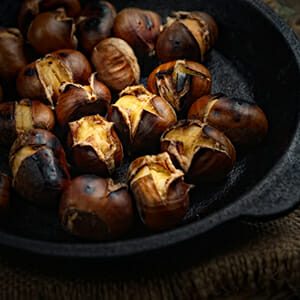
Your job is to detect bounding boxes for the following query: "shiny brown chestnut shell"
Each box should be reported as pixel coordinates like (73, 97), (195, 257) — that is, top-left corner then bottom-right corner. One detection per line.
(59, 175), (133, 240)
(127, 152), (191, 231)
(68, 115), (123, 177)
(9, 129), (70, 206)
(77, 1), (117, 53)
(161, 120), (236, 183)
(156, 11), (218, 62)
(18, 0), (81, 35)
(91, 37), (140, 91)
(0, 173), (11, 215)
(56, 73), (111, 128)
(27, 9), (78, 55)
(188, 94), (269, 147)
(147, 60), (212, 113)
(0, 28), (27, 81)
(17, 49), (92, 108)
(108, 85), (177, 155)
(113, 8), (161, 57)
(0, 99), (55, 146)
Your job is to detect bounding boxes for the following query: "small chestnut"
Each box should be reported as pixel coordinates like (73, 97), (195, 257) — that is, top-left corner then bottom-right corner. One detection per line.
(27, 9), (78, 55)
(113, 8), (161, 57)
(0, 99), (55, 146)
(0, 28), (27, 81)
(127, 152), (191, 231)
(156, 11), (218, 62)
(77, 1), (117, 53)
(108, 85), (177, 155)
(68, 115), (123, 177)
(91, 37), (140, 91)
(161, 120), (236, 183)
(59, 175), (134, 240)
(17, 49), (92, 108)
(18, 0), (81, 35)
(56, 73), (111, 128)
(0, 173), (11, 215)
(188, 94), (269, 147)
(147, 60), (212, 113)
(9, 129), (70, 206)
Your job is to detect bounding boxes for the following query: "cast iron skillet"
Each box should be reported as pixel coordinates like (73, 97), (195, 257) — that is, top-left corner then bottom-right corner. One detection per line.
(0, 0), (300, 259)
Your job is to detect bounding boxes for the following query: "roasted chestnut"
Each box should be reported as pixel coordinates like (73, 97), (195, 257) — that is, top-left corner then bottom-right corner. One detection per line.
(18, 0), (81, 35)
(113, 8), (161, 57)
(0, 99), (55, 146)
(156, 11), (218, 62)
(161, 120), (236, 183)
(188, 94), (269, 147)
(0, 28), (27, 81)
(56, 73), (111, 128)
(0, 173), (11, 215)
(127, 152), (190, 231)
(27, 9), (78, 55)
(108, 85), (177, 155)
(9, 129), (70, 206)
(91, 37), (140, 91)
(59, 175), (133, 240)
(17, 49), (92, 108)
(68, 115), (123, 176)
(77, 1), (117, 53)
(147, 60), (212, 113)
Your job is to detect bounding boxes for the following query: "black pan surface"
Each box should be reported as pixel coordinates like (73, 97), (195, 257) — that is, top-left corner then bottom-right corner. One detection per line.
(0, 0), (300, 258)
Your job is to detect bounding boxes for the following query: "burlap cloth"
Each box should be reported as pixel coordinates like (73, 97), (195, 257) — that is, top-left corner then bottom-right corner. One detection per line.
(0, 1), (300, 299)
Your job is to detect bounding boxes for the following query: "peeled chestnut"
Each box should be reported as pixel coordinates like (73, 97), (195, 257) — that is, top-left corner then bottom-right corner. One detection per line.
(18, 0), (81, 35)
(27, 9), (78, 55)
(156, 11), (218, 62)
(128, 152), (190, 231)
(161, 120), (236, 183)
(17, 49), (92, 108)
(9, 129), (70, 206)
(59, 175), (133, 240)
(68, 115), (123, 177)
(0, 99), (55, 146)
(113, 8), (161, 57)
(77, 1), (117, 53)
(0, 28), (27, 81)
(108, 85), (177, 155)
(56, 73), (111, 128)
(188, 94), (269, 147)
(0, 173), (11, 215)
(147, 60), (212, 113)
(91, 37), (140, 91)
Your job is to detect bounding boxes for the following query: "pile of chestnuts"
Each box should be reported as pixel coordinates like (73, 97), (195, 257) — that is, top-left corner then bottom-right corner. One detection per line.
(0, 1), (269, 241)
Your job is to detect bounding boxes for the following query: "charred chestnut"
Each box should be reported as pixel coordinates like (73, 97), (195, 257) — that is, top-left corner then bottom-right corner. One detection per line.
(17, 49), (92, 108)
(91, 37), (140, 91)
(156, 11), (218, 62)
(0, 99), (55, 146)
(188, 94), (269, 147)
(128, 152), (190, 231)
(161, 120), (236, 183)
(147, 60), (212, 113)
(77, 1), (117, 53)
(9, 129), (70, 206)
(113, 8), (161, 57)
(0, 28), (27, 81)
(59, 175), (133, 240)
(18, 0), (81, 35)
(56, 73), (111, 128)
(27, 9), (78, 55)
(68, 115), (123, 177)
(0, 173), (11, 215)
(108, 85), (177, 155)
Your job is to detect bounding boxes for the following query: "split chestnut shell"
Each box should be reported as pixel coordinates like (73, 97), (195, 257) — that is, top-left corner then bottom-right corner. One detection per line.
(128, 152), (191, 231)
